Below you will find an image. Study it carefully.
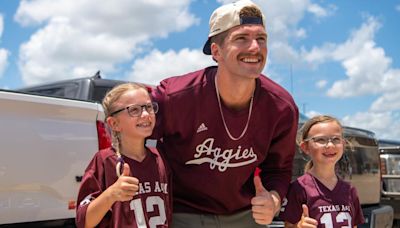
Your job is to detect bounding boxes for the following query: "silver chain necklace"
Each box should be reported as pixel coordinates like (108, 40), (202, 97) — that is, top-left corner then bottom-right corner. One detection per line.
(214, 76), (254, 141)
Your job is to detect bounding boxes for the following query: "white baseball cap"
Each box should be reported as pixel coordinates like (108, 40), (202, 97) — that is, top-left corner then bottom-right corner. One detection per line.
(203, 0), (266, 55)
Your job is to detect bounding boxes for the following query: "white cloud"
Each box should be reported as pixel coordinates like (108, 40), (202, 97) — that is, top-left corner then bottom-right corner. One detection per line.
(307, 3), (330, 18)
(316, 80), (327, 89)
(300, 16), (395, 98)
(396, 4), (400, 12)
(332, 16), (381, 60)
(381, 69), (400, 93)
(303, 15), (400, 141)
(261, 0), (310, 42)
(0, 49), (9, 77)
(370, 74), (400, 112)
(15, 0), (197, 36)
(14, 0), (199, 85)
(371, 94), (400, 113)
(18, 17), (136, 84)
(299, 15), (400, 140)
(302, 16), (381, 65)
(0, 14), (3, 37)
(342, 111), (400, 140)
(0, 14), (9, 78)
(270, 42), (300, 64)
(218, 0), (334, 67)
(262, 0), (335, 68)
(306, 110), (322, 118)
(327, 41), (390, 97)
(295, 28), (307, 39)
(302, 43), (335, 66)
(128, 48), (215, 85)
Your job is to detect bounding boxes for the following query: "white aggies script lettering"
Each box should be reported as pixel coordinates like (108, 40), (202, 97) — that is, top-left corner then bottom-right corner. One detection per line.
(185, 138), (257, 172)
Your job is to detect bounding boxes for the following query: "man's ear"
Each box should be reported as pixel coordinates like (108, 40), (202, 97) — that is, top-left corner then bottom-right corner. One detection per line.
(211, 42), (221, 62)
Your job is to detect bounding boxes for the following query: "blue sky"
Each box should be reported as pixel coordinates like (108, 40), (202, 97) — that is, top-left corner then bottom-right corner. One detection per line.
(0, 0), (400, 140)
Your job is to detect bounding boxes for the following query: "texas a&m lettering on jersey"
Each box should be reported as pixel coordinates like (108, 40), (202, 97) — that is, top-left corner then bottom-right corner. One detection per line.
(136, 181), (168, 195)
(185, 137), (258, 172)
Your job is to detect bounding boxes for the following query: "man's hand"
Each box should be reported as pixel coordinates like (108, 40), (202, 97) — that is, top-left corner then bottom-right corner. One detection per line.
(251, 176), (280, 225)
(297, 204), (318, 228)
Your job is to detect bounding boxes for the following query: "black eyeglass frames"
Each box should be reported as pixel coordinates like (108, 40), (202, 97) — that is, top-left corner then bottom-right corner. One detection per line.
(110, 102), (159, 117)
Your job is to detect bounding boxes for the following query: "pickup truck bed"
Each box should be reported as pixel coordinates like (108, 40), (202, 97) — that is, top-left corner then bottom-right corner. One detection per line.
(0, 90), (108, 226)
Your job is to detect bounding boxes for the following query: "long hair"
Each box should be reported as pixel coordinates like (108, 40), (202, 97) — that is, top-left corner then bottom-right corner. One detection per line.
(102, 82), (149, 176)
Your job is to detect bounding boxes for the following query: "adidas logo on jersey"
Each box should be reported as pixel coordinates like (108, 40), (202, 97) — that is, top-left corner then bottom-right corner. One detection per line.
(196, 123), (208, 133)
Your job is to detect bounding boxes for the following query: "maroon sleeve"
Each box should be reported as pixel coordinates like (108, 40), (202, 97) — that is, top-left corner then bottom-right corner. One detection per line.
(259, 104), (299, 200)
(75, 153), (110, 228)
(150, 80), (168, 140)
(351, 186), (365, 225)
(279, 180), (306, 224)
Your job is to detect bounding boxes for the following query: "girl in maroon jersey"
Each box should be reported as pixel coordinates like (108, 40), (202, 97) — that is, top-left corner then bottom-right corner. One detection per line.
(76, 83), (171, 228)
(279, 115), (364, 228)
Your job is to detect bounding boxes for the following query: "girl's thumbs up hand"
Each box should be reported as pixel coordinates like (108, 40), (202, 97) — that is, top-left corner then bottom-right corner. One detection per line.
(109, 163), (139, 202)
(298, 204), (318, 228)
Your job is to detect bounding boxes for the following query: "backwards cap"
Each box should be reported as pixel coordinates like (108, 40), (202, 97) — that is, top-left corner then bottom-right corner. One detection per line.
(203, 0), (266, 55)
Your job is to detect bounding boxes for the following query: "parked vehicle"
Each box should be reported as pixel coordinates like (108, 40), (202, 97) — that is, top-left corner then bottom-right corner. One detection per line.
(18, 71), (126, 103)
(379, 139), (400, 227)
(0, 89), (111, 227)
(1, 72), (393, 227)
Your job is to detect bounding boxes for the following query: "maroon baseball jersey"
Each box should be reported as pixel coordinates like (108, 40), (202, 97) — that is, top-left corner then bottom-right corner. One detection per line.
(151, 66), (299, 214)
(279, 173), (365, 227)
(75, 147), (172, 228)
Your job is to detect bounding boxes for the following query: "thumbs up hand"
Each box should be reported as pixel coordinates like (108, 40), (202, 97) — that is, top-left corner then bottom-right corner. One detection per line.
(109, 163), (139, 202)
(251, 176), (280, 225)
(297, 204), (318, 228)
(121, 162), (131, 176)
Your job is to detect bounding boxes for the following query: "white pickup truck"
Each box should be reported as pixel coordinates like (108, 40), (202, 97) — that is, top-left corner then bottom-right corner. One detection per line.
(0, 89), (112, 227)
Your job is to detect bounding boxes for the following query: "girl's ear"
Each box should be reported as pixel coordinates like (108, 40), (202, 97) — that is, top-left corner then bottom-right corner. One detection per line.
(106, 116), (120, 131)
(300, 141), (309, 155)
(342, 137), (347, 146)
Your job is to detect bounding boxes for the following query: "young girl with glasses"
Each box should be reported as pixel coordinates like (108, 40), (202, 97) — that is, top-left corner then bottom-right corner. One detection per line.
(279, 115), (364, 228)
(76, 83), (171, 228)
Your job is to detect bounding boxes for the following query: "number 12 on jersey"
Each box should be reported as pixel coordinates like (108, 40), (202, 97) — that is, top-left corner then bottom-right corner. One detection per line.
(130, 196), (166, 228)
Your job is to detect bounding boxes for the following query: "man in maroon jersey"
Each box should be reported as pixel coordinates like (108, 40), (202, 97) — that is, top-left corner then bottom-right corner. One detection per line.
(151, 0), (299, 227)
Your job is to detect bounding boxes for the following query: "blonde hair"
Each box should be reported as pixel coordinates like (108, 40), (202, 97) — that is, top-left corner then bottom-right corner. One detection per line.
(298, 115), (343, 172)
(102, 82), (149, 176)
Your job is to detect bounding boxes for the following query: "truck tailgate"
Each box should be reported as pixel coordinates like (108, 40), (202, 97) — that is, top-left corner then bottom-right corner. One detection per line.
(0, 91), (104, 224)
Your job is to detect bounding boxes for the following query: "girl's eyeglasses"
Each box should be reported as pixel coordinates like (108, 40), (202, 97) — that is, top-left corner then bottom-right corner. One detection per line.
(304, 135), (343, 147)
(111, 102), (158, 117)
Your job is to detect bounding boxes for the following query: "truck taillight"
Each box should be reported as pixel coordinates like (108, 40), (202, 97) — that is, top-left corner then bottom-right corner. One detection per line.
(380, 157), (387, 175)
(96, 120), (111, 150)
